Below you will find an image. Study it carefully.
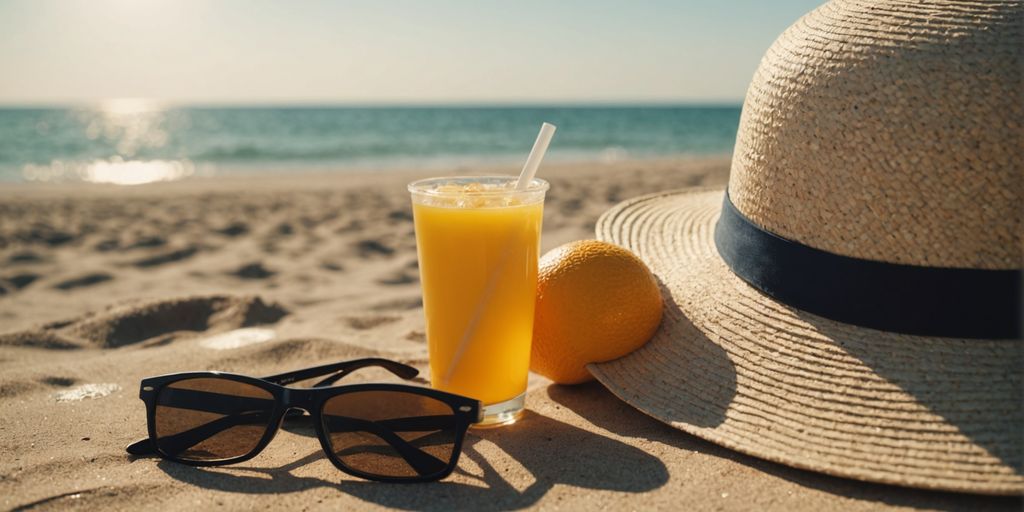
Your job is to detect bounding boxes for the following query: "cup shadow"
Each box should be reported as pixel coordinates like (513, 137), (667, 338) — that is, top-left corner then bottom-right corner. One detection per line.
(155, 409), (668, 511)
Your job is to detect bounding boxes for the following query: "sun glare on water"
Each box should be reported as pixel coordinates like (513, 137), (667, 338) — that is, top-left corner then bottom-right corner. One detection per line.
(81, 158), (194, 185)
(22, 98), (197, 185)
(22, 158), (195, 185)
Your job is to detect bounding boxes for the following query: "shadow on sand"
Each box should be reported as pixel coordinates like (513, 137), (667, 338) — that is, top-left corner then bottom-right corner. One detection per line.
(157, 409), (668, 511)
(154, 381), (1021, 511)
(549, 382), (1022, 511)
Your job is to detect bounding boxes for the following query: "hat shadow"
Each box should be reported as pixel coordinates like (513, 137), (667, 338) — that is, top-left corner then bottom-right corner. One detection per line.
(154, 410), (669, 510)
(797, 314), (1024, 479)
(548, 382), (1023, 510)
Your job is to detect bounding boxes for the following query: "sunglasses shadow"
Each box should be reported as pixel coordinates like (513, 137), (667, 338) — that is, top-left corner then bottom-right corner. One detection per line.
(155, 408), (668, 510)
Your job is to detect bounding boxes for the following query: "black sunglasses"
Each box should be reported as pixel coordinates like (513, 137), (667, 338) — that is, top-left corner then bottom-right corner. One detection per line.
(126, 358), (482, 482)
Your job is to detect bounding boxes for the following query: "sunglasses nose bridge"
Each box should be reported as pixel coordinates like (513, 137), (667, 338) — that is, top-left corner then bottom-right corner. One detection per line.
(281, 388), (317, 411)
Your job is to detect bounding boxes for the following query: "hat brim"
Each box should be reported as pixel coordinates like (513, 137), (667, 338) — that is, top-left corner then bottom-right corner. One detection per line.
(588, 187), (1023, 495)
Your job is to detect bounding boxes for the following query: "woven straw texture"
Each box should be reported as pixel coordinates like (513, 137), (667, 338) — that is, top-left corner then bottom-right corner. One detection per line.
(590, 0), (1023, 496)
(729, 0), (1022, 268)
(592, 189), (1023, 495)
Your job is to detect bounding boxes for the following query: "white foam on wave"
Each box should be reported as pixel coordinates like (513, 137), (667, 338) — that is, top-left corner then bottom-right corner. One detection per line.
(54, 383), (121, 402)
(199, 327), (276, 350)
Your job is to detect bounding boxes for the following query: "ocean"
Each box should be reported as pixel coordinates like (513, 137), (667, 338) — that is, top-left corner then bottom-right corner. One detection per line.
(0, 104), (740, 184)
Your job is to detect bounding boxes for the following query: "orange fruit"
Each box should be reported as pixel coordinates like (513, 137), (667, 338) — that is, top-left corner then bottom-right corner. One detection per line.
(530, 240), (663, 384)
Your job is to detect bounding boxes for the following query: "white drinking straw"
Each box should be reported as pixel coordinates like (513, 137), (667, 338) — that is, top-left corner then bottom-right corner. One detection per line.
(515, 122), (557, 190)
(440, 122), (556, 387)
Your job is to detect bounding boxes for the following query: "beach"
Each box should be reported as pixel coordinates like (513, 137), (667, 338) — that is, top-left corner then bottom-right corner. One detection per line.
(0, 156), (1017, 511)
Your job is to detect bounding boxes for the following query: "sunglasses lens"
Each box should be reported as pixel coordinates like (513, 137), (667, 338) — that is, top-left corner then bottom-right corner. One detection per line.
(322, 391), (459, 478)
(154, 378), (275, 462)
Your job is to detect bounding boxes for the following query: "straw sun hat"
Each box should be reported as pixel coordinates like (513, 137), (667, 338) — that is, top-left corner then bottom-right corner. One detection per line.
(590, 0), (1022, 495)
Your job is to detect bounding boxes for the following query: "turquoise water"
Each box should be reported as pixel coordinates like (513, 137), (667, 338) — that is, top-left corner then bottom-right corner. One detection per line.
(0, 105), (740, 183)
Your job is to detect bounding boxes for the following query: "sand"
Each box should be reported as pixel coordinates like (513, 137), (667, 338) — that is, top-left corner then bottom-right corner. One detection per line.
(0, 157), (1017, 511)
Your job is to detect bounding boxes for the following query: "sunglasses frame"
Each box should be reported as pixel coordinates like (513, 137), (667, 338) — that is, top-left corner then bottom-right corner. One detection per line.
(128, 358), (482, 483)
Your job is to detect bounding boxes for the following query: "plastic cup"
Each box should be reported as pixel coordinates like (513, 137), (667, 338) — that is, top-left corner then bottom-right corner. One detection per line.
(408, 176), (548, 426)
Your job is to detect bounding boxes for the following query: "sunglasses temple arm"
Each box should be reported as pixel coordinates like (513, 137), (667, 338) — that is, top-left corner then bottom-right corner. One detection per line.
(261, 358), (419, 387)
(126, 437), (156, 455)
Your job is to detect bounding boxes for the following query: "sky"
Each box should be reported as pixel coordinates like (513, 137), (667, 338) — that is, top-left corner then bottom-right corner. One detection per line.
(0, 0), (823, 105)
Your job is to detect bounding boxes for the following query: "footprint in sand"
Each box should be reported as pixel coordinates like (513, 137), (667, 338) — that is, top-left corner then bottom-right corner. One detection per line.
(125, 235), (167, 249)
(8, 250), (45, 264)
(53, 272), (113, 290)
(54, 383), (120, 402)
(355, 239), (394, 257)
(274, 222), (295, 236)
(132, 246), (198, 268)
(559, 197), (584, 215)
(606, 184), (624, 203)
(24, 224), (75, 246)
(94, 238), (120, 252)
(41, 376), (77, 387)
(376, 269), (417, 286)
(336, 219), (364, 233)
(320, 261), (344, 272)
(388, 209), (413, 222)
(3, 272), (40, 290)
(53, 295), (288, 348)
(216, 222), (249, 237)
(230, 262), (276, 279)
(0, 329), (83, 350)
(345, 315), (400, 330)
(369, 296), (422, 311)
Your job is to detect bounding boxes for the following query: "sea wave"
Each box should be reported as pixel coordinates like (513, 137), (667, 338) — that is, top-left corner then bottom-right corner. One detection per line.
(192, 143), (406, 161)
(0, 105), (742, 182)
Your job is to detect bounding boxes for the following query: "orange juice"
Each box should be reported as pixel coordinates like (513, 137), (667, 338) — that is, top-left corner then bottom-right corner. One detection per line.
(409, 176), (547, 426)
